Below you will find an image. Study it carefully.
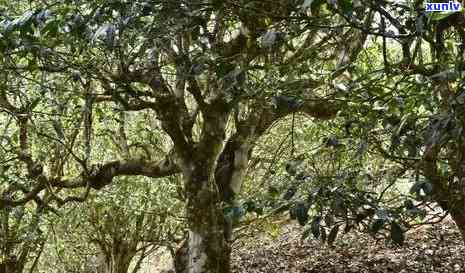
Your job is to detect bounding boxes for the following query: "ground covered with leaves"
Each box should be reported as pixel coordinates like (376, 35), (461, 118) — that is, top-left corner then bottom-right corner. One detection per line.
(232, 218), (465, 273)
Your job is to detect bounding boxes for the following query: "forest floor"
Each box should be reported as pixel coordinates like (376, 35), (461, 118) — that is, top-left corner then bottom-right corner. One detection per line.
(231, 218), (465, 273)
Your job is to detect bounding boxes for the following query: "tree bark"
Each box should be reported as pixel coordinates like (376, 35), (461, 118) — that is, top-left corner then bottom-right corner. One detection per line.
(169, 93), (339, 273)
(107, 253), (133, 273)
(422, 141), (465, 244)
(450, 208), (465, 241)
(0, 257), (25, 273)
(93, 241), (136, 273)
(180, 162), (231, 273)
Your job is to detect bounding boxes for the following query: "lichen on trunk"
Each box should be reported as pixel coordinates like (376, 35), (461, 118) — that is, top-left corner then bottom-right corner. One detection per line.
(182, 168), (231, 273)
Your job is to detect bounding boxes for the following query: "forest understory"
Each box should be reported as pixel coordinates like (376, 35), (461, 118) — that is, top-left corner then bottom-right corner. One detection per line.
(4, 1), (465, 273)
(231, 219), (465, 273)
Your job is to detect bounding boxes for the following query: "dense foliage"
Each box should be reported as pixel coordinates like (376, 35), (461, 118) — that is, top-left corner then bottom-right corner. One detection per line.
(1, 1), (465, 273)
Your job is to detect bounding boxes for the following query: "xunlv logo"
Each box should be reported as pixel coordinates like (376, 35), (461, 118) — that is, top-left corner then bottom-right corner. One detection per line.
(426, 1), (462, 12)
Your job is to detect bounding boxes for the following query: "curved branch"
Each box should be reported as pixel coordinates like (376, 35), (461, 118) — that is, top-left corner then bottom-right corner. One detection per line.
(54, 156), (180, 190)
(0, 154), (181, 208)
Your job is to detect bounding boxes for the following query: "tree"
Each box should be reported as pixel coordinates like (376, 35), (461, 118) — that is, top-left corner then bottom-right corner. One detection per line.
(1, 1), (367, 272)
(0, 204), (46, 273)
(211, 0), (465, 253)
(333, 1), (465, 241)
(40, 176), (182, 273)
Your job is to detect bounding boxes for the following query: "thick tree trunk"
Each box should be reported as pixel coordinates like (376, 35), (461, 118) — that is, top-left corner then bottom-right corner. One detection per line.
(450, 208), (465, 242)
(430, 182), (465, 244)
(431, 188), (465, 243)
(174, 122), (257, 273)
(181, 168), (231, 273)
(422, 143), (465, 243)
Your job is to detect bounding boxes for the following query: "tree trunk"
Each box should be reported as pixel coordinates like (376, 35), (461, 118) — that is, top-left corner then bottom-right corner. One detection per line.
(0, 257), (24, 273)
(107, 258), (131, 273)
(177, 161), (231, 273)
(173, 239), (188, 273)
(108, 242), (136, 273)
(93, 242), (135, 273)
(422, 142), (465, 243)
(174, 120), (258, 273)
(430, 187), (465, 244)
(450, 207), (465, 242)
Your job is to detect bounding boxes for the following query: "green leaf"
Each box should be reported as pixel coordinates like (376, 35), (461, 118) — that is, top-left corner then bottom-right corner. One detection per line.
(42, 20), (60, 36)
(216, 62), (235, 78)
(289, 206), (297, 220)
(268, 185), (280, 198)
(294, 202), (309, 226)
(390, 221), (404, 246)
(232, 206), (245, 218)
(403, 199), (414, 210)
(29, 97), (41, 110)
(283, 186), (297, 200)
(409, 181), (422, 195)
(223, 205), (245, 224)
(243, 200), (256, 212)
(338, 0), (353, 14)
(409, 181), (433, 199)
(307, 187), (321, 205)
(421, 181), (433, 196)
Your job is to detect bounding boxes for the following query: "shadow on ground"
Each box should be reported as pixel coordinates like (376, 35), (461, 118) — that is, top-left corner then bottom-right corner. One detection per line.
(232, 218), (465, 273)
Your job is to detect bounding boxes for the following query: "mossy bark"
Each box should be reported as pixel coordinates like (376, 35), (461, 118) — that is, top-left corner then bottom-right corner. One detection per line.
(179, 162), (231, 273)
